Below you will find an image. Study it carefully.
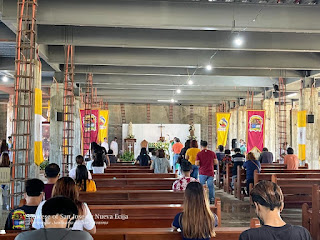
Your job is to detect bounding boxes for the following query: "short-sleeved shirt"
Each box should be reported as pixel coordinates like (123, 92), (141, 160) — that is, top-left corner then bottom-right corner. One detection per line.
(243, 160), (261, 180)
(5, 205), (38, 230)
(284, 154), (299, 170)
(231, 153), (245, 176)
(173, 142), (184, 154)
(216, 152), (225, 161)
(197, 150), (217, 177)
(151, 157), (170, 174)
(33, 201), (95, 231)
(15, 228), (93, 240)
(44, 184), (54, 200)
(69, 166), (92, 180)
(172, 212), (218, 240)
(239, 224), (311, 240)
(186, 148), (201, 165)
(259, 151), (274, 164)
(172, 177), (198, 191)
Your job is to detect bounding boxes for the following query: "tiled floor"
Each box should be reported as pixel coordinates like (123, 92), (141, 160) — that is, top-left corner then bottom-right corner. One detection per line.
(0, 187), (302, 230)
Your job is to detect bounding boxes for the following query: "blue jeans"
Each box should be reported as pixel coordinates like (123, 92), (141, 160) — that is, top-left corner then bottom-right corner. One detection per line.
(191, 165), (199, 179)
(173, 154), (180, 173)
(199, 175), (215, 202)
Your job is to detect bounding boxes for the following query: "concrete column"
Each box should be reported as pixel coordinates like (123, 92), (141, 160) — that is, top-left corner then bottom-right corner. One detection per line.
(49, 83), (64, 168)
(228, 108), (238, 149)
(237, 106), (247, 143)
(263, 99), (276, 157)
(73, 96), (82, 164)
(6, 95), (13, 138)
(299, 84), (319, 169)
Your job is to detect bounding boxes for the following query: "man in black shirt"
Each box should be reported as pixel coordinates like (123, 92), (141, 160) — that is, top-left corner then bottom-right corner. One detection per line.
(239, 181), (311, 240)
(5, 178), (44, 230)
(231, 148), (245, 190)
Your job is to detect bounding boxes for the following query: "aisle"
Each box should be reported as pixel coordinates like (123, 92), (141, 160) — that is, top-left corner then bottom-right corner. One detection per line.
(216, 188), (302, 227)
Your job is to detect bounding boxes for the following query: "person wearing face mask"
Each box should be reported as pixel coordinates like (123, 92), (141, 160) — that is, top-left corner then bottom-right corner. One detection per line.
(239, 181), (311, 240)
(15, 196), (93, 240)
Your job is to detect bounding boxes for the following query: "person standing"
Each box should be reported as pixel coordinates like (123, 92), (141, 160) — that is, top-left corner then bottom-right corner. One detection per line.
(69, 155), (92, 180)
(44, 163), (60, 200)
(216, 145), (225, 162)
(280, 142), (289, 164)
(185, 140), (201, 179)
(239, 181), (311, 240)
(101, 137), (109, 152)
(239, 139), (247, 155)
(172, 160), (198, 191)
(172, 138), (184, 173)
(231, 148), (245, 190)
(0, 139), (8, 155)
(110, 137), (119, 156)
(258, 148), (274, 164)
(284, 147), (299, 170)
(196, 141), (218, 204)
(150, 149), (170, 173)
(243, 152), (261, 195)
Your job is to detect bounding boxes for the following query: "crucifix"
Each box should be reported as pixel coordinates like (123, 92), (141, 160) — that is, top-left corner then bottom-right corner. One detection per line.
(158, 124), (165, 142)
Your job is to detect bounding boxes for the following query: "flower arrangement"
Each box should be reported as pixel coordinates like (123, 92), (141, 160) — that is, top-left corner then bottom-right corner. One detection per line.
(126, 134), (135, 139)
(120, 151), (135, 162)
(148, 142), (170, 154)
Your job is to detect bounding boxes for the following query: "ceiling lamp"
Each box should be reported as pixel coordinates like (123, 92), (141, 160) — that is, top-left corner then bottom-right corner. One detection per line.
(206, 64), (212, 71)
(2, 76), (8, 82)
(234, 36), (243, 46)
(188, 79), (193, 85)
(171, 98), (175, 103)
(176, 89), (181, 94)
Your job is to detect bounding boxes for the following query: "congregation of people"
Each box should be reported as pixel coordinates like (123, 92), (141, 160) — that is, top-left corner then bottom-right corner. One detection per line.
(0, 136), (312, 240)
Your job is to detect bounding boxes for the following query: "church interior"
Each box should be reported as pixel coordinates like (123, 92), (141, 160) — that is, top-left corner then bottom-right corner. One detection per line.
(0, 0), (320, 239)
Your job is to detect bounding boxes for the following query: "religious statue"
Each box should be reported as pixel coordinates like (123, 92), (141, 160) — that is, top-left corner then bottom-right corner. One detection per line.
(188, 123), (196, 140)
(141, 139), (148, 148)
(158, 124), (165, 142)
(127, 121), (135, 139)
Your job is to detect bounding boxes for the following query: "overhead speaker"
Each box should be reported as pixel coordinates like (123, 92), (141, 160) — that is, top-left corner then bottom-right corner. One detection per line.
(56, 112), (63, 122)
(232, 139), (238, 149)
(307, 114), (314, 123)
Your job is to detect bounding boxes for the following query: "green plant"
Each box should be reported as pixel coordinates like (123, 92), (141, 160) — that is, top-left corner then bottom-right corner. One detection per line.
(120, 151), (135, 162)
(39, 160), (49, 170)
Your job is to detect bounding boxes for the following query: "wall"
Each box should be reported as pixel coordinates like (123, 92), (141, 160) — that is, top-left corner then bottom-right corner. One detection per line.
(107, 104), (216, 151)
(0, 103), (7, 140)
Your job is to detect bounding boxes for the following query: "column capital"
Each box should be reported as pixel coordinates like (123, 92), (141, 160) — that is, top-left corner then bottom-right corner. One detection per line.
(301, 78), (315, 89)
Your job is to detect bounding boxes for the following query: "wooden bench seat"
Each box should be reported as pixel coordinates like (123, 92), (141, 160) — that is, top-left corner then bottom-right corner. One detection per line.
(108, 166), (150, 169)
(254, 171), (320, 185)
(105, 169), (154, 173)
(79, 190), (184, 205)
(302, 184), (320, 240)
(89, 200), (221, 228)
(93, 173), (176, 179)
(234, 166), (246, 200)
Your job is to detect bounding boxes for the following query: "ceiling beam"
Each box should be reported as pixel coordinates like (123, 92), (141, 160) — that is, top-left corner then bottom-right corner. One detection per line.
(2, 0), (320, 32)
(38, 25), (320, 53)
(48, 46), (320, 70)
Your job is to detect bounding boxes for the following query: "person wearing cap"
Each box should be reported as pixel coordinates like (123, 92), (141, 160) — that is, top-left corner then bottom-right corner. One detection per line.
(44, 163), (60, 200)
(172, 160), (198, 191)
(5, 178), (44, 230)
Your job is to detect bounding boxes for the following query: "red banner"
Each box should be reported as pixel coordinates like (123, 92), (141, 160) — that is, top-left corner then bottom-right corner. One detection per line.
(246, 110), (265, 152)
(80, 109), (99, 155)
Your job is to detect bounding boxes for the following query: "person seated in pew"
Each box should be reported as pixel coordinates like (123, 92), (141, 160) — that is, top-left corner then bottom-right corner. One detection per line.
(284, 147), (299, 170)
(92, 147), (110, 174)
(76, 165), (97, 192)
(172, 182), (218, 240)
(5, 178), (44, 230)
(136, 147), (151, 166)
(243, 152), (261, 195)
(258, 147), (274, 164)
(150, 150), (157, 162)
(69, 155), (92, 180)
(239, 180), (311, 240)
(33, 177), (96, 234)
(231, 148), (245, 190)
(150, 149), (171, 173)
(44, 163), (60, 200)
(107, 149), (118, 164)
(15, 196), (93, 240)
(221, 149), (232, 174)
(172, 160), (198, 191)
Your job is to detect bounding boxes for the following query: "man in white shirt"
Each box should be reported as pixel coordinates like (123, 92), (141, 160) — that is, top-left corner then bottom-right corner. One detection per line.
(69, 155), (92, 180)
(110, 137), (119, 156)
(101, 137), (109, 152)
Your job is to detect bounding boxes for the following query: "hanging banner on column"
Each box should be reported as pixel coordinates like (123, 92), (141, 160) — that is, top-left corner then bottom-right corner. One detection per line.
(80, 109), (99, 154)
(297, 110), (306, 161)
(98, 110), (109, 144)
(216, 113), (231, 147)
(34, 88), (44, 166)
(247, 110), (265, 152)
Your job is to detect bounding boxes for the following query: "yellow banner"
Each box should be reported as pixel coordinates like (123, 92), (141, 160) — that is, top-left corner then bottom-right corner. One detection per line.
(34, 88), (44, 166)
(216, 113), (231, 147)
(297, 110), (306, 161)
(98, 110), (109, 143)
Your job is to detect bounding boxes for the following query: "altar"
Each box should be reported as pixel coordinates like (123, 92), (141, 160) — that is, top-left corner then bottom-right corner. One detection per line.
(122, 124), (201, 158)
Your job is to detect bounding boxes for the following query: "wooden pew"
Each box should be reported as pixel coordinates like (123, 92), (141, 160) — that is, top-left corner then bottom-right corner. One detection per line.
(94, 178), (177, 190)
(108, 166), (150, 169)
(254, 171), (320, 185)
(234, 166), (246, 200)
(223, 163), (233, 193)
(302, 184), (320, 240)
(0, 219), (260, 240)
(93, 173), (176, 179)
(260, 163), (308, 169)
(89, 199), (222, 228)
(105, 169), (154, 173)
(271, 177), (320, 207)
(216, 163), (223, 189)
(79, 190), (184, 205)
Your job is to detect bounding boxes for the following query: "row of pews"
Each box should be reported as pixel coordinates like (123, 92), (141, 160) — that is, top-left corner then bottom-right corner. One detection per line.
(217, 162), (320, 239)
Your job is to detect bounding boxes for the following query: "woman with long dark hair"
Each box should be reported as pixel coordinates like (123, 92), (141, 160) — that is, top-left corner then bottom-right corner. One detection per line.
(76, 165), (96, 192)
(0, 139), (8, 155)
(0, 153), (10, 167)
(136, 147), (150, 166)
(172, 182), (217, 240)
(32, 177), (96, 234)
